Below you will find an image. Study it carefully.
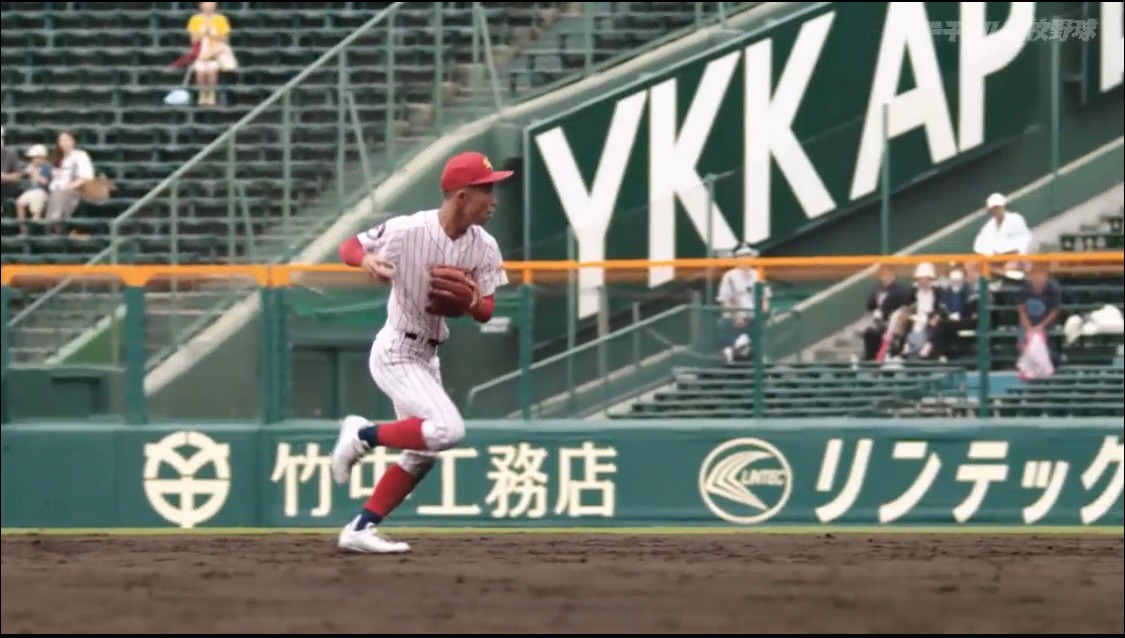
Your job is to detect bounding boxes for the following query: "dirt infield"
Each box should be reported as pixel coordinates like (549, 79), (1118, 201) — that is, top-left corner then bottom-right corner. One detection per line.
(2, 533), (1121, 633)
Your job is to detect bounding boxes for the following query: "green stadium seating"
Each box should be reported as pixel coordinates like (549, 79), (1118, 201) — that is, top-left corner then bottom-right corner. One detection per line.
(1058, 208), (1125, 252)
(969, 366), (1124, 418)
(1, 1), (535, 266)
(610, 362), (970, 419)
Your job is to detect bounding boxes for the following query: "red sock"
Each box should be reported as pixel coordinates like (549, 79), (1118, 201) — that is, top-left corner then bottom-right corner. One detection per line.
(375, 417), (427, 450)
(365, 464), (420, 519)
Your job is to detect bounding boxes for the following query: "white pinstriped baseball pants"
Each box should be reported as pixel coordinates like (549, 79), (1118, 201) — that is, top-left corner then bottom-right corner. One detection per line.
(367, 328), (466, 476)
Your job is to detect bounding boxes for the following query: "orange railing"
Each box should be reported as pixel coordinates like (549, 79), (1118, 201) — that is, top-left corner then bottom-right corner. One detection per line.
(3, 251), (1121, 287)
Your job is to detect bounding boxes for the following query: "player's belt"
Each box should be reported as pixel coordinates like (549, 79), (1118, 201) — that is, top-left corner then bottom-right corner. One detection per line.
(404, 332), (442, 348)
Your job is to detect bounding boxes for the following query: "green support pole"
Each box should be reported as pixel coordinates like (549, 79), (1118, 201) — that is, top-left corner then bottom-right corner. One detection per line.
(470, 5), (480, 118)
(433, 2), (444, 136)
(518, 283), (533, 420)
(347, 91), (377, 212)
(226, 135), (236, 260)
(170, 179), (180, 265)
(1049, 34), (1061, 216)
(880, 102), (891, 255)
(704, 174), (716, 306)
(259, 288), (274, 424)
(337, 51), (347, 215)
(124, 286), (148, 425)
(283, 90), (292, 232)
(170, 179), (180, 347)
(276, 287), (291, 422)
(1, 285), (10, 424)
(566, 227), (577, 412)
(975, 274), (992, 418)
(752, 282), (765, 419)
(583, 2), (593, 77)
(386, 12), (397, 169)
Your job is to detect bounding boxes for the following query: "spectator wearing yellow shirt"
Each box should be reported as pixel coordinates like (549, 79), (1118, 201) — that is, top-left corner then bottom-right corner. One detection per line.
(187, 2), (237, 106)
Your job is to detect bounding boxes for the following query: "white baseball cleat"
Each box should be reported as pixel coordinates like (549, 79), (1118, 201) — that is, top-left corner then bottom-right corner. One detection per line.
(331, 415), (371, 485)
(337, 518), (411, 554)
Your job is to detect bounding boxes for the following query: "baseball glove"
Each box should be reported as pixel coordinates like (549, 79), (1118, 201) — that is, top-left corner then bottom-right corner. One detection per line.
(426, 265), (480, 317)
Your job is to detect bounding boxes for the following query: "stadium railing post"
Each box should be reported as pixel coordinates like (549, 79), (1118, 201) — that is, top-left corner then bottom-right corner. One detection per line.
(337, 49), (348, 213)
(704, 173), (716, 306)
(880, 101), (891, 255)
(386, 9), (398, 168)
(975, 271), (992, 418)
(474, 2), (504, 112)
(566, 227), (577, 414)
(226, 136), (237, 260)
(1049, 34), (1061, 216)
(282, 90), (292, 233)
(583, 2), (594, 77)
(1, 284), (9, 424)
(518, 282), (534, 420)
(752, 282), (765, 419)
(276, 286), (291, 423)
(433, 2), (444, 136)
(258, 286), (275, 424)
(123, 285), (148, 425)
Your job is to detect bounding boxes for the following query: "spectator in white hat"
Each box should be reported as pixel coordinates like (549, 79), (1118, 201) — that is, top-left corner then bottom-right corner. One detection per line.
(879, 262), (947, 361)
(972, 192), (1032, 257)
(716, 244), (771, 363)
(15, 144), (53, 237)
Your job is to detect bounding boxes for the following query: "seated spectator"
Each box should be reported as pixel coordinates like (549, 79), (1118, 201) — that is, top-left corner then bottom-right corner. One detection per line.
(862, 263), (911, 361)
(15, 144), (52, 237)
(1018, 262), (1062, 349)
(188, 2), (238, 106)
(879, 262), (945, 361)
(973, 192), (1032, 279)
(927, 263), (979, 361)
(1, 127), (20, 210)
(716, 244), (771, 363)
(46, 131), (95, 236)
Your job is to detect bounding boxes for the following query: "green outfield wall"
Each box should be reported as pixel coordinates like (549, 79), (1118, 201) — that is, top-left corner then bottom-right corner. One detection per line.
(3, 419), (1121, 530)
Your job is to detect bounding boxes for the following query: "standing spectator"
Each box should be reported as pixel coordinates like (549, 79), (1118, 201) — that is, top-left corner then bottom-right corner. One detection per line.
(1018, 262), (1062, 347)
(45, 131), (94, 236)
(716, 244), (771, 363)
(1, 127), (21, 211)
(15, 144), (52, 237)
(187, 2), (237, 106)
(862, 263), (911, 360)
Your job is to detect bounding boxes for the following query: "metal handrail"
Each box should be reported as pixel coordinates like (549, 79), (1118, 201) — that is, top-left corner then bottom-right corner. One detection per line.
(108, 3), (406, 261)
(465, 302), (694, 412)
(7, 245), (112, 327)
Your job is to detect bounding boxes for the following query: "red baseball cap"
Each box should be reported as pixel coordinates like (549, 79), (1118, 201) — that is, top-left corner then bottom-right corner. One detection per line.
(440, 151), (513, 191)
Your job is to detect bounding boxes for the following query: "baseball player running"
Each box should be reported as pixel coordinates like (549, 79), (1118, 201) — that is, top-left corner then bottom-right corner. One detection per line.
(330, 151), (512, 554)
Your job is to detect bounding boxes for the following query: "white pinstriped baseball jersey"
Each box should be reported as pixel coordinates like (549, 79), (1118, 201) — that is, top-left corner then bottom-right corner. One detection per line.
(357, 209), (508, 343)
